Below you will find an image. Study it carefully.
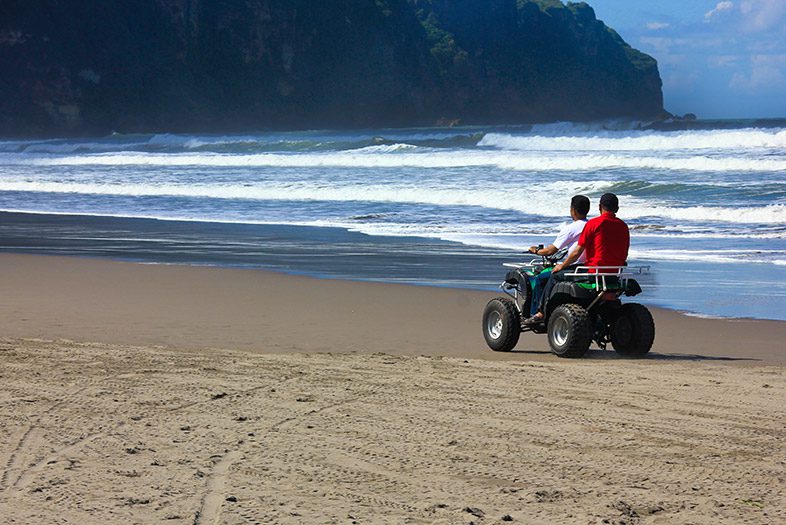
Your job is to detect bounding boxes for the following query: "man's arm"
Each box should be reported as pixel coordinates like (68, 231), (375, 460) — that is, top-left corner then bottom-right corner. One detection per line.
(528, 244), (558, 256)
(553, 245), (585, 273)
(530, 221), (576, 255)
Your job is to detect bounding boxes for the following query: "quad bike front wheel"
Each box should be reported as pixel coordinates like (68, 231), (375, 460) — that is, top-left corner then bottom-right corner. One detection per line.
(611, 303), (655, 357)
(547, 304), (592, 358)
(482, 298), (521, 352)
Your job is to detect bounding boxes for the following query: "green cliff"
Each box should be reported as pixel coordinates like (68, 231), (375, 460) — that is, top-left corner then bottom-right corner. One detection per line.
(0, 0), (664, 136)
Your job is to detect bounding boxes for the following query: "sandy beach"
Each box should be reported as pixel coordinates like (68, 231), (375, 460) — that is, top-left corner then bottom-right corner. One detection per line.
(4, 0), (786, 522)
(1, 254), (785, 523)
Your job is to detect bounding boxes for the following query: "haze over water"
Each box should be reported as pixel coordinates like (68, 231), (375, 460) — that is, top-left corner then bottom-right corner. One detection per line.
(1, 121), (785, 319)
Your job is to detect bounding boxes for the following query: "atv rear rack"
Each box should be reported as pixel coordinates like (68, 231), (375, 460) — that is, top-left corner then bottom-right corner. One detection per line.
(562, 265), (650, 292)
(500, 262), (650, 311)
(502, 261), (649, 290)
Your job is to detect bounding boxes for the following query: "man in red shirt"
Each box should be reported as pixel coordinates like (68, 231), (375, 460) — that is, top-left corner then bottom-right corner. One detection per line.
(557, 192), (630, 272)
(523, 193), (630, 324)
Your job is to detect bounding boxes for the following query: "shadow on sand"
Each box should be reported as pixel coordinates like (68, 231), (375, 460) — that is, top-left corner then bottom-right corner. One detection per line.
(508, 348), (760, 362)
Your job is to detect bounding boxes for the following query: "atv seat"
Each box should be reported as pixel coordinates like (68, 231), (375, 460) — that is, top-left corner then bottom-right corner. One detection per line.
(574, 277), (621, 290)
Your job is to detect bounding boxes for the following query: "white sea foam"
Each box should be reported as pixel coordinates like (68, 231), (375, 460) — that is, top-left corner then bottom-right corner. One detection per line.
(349, 143), (419, 153)
(24, 151), (786, 172)
(427, 232), (786, 261)
(682, 312), (731, 319)
(480, 129), (786, 151)
(446, 234), (786, 265)
(5, 126), (785, 156)
(627, 249), (777, 265)
(2, 179), (785, 225)
(0, 179), (613, 206)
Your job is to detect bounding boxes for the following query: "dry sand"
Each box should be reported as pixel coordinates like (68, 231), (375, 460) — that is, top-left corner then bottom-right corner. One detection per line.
(1, 339), (784, 524)
(0, 254), (785, 524)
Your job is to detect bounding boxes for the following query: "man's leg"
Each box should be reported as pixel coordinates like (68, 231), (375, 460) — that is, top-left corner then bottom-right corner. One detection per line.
(530, 271), (551, 316)
(538, 265), (578, 314)
(538, 273), (558, 315)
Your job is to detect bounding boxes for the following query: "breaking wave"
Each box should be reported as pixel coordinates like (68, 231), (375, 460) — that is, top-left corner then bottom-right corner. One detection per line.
(480, 128), (786, 151)
(2, 179), (784, 224)
(2, 125), (785, 277)
(25, 151), (786, 172)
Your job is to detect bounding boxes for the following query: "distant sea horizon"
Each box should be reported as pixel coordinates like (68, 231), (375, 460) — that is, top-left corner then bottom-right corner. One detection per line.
(1, 119), (785, 320)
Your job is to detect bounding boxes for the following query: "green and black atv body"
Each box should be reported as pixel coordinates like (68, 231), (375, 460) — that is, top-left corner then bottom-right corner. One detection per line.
(482, 249), (654, 358)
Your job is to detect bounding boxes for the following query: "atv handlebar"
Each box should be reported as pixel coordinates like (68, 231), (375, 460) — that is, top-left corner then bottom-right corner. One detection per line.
(522, 247), (568, 267)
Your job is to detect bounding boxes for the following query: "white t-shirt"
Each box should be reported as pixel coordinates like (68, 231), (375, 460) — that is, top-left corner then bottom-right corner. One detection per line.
(553, 219), (587, 263)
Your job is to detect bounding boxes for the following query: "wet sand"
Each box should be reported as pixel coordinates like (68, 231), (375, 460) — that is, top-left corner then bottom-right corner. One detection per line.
(0, 253), (784, 363)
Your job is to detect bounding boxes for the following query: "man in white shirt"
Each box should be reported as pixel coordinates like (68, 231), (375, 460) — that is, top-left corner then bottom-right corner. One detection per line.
(524, 195), (590, 320)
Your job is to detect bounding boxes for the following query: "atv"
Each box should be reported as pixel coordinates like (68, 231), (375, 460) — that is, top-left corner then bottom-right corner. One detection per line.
(482, 248), (654, 358)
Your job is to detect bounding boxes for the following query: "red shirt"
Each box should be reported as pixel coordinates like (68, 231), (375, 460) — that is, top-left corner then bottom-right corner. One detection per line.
(579, 212), (630, 268)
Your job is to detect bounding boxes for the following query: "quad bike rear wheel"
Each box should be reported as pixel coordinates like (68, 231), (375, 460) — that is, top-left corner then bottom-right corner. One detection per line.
(547, 304), (592, 358)
(611, 303), (655, 357)
(482, 298), (520, 352)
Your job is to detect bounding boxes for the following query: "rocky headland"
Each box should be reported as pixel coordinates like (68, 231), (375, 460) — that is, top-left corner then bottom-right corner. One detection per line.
(0, 0), (664, 136)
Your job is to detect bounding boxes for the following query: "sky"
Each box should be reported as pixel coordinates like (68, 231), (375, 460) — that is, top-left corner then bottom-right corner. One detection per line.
(587, 0), (786, 119)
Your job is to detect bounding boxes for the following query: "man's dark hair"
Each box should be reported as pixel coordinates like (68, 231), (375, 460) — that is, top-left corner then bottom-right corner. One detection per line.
(599, 192), (620, 213)
(571, 195), (590, 216)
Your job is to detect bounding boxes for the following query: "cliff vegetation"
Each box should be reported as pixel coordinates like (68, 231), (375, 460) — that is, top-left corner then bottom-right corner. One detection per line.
(0, 0), (664, 136)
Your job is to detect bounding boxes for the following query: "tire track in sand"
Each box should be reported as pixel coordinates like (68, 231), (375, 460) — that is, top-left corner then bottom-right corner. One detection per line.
(192, 399), (355, 524)
(193, 450), (242, 525)
(0, 385), (93, 494)
(10, 433), (102, 494)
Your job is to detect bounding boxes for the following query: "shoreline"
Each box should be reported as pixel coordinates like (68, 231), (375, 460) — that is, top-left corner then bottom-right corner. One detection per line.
(2, 209), (786, 322)
(1, 252), (785, 364)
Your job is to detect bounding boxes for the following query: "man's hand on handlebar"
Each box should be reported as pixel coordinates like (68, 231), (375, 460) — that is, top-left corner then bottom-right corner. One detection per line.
(552, 245), (585, 273)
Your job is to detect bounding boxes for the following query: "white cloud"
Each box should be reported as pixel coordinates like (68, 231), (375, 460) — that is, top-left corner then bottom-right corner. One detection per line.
(646, 22), (671, 30)
(729, 54), (786, 92)
(739, 0), (786, 32)
(708, 55), (742, 68)
(705, 1), (734, 20)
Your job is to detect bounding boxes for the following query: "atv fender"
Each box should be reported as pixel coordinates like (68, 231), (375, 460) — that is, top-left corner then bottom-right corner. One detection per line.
(504, 269), (529, 287)
(624, 278), (642, 296)
(545, 281), (597, 314)
(552, 281), (597, 301)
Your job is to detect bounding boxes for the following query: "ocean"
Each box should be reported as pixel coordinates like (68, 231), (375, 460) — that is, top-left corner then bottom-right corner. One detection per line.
(1, 121), (785, 320)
